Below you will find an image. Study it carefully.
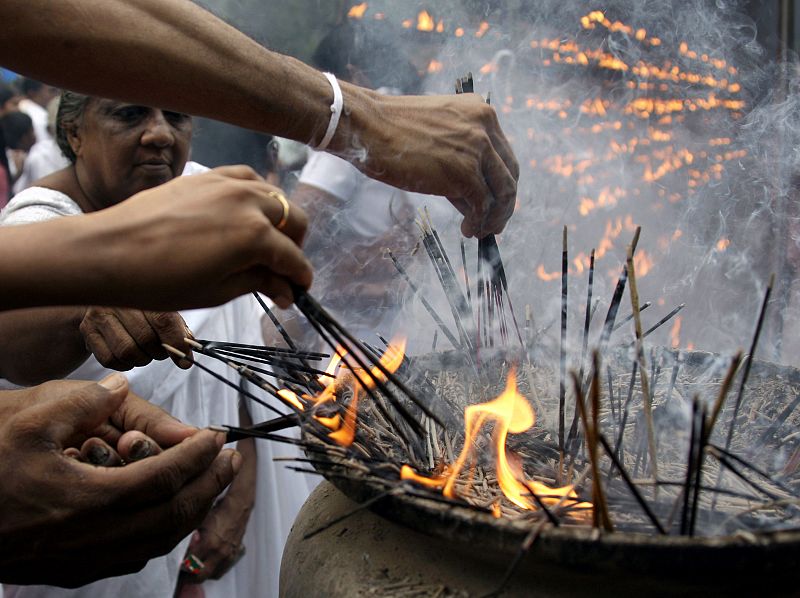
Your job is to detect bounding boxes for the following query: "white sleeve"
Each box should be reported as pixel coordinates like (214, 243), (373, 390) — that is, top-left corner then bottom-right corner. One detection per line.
(297, 151), (361, 202)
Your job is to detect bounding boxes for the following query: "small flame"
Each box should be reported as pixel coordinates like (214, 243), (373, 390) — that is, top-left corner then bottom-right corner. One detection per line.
(455, 27), (465, 37)
(491, 501), (502, 518)
(278, 388), (304, 411)
(417, 10), (435, 32)
(476, 22), (490, 38)
(347, 2), (368, 18)
(401, 464), (447, 489)
(670, 316), (682, 348)
(716, 237), (731, 251)
(328, 387), (359, 446)
(315, 338), (406, 447)
(427, 59), (444, 74)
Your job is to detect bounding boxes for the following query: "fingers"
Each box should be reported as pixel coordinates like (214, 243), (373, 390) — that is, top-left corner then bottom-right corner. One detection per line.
(109, 390), (197, 448)
(14, 375), (130, 448)
(479, 147), (517, 236)
(94, 447), (241, 561)
(81, 308), (150, 370)
(143, 311), (193, 368)
(80, 307), (192, 370)
(117, 430), (163, 462)
(107, 429), (230, 505)
(80, 437), (124, 466)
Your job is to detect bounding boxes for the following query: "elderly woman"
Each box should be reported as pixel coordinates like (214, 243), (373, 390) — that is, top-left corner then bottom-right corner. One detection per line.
(0, 92), (311, 598)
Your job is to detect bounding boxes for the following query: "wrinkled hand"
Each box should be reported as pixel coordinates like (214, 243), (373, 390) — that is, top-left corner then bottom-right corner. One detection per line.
(339, 89), (519, 238)
(0, 375), (240, 588)
(79, 307), (193, 371)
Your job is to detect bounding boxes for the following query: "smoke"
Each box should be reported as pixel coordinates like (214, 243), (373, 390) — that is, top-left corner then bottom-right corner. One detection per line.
(321, 0), (800, 370)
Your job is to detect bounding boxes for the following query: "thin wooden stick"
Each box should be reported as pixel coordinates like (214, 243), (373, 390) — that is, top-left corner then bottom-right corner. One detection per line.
(723, 274), (774, 452)
(559, 226), (568, 467)
(571, 370), (613, 531)
(626, 230), (658, 487)
(388, 250), (461, 350)
(597, 433), (666, 534)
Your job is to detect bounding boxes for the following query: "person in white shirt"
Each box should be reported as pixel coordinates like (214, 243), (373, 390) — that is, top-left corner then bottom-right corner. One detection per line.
(13, 96), (70, 194)
(0, 91), (309, 598)
(16, 78), (58, 144)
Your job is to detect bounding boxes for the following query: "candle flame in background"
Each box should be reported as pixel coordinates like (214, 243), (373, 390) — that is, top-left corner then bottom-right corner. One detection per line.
(670, 316), (682, 348)
(345, 1), (795, 354)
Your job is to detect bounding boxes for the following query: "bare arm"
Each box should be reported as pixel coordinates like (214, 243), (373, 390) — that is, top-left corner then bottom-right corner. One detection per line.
(0, 167), (311, 311)
(0, 0), (518, 236)
(0, 307), (87, 385)
(0, 305), (194, 386)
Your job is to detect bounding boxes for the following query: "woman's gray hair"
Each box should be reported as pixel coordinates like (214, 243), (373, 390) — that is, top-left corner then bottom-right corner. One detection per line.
(55, 90), (92, 163)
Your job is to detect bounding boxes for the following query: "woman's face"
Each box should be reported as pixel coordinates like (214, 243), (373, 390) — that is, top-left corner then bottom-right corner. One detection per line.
(69, 99), (192, 208)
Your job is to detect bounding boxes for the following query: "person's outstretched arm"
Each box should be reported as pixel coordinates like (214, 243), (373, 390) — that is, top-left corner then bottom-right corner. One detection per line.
(1, 0), (518, 236)
(0, 166), (311, 311)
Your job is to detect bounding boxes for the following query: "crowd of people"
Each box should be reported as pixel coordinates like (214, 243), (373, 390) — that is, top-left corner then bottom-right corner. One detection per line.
(0, 0), (519, 596)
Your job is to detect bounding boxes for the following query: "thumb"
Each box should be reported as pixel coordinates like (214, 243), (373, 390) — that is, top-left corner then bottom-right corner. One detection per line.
(30, 374), (130, 447)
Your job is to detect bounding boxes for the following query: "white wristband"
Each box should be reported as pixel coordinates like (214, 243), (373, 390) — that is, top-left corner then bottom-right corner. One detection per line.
(314, 72), (344, 151)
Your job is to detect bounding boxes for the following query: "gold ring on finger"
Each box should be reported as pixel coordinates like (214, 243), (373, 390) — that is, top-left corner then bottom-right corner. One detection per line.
(267, 190), (290, 231)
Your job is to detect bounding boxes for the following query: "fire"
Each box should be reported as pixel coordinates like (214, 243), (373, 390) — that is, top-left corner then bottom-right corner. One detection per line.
(278, 388), (304, 411)
(427, 59), (443, 74)
(716, 237), (731, 251)
(401, 464), (447, 489)
(417, 10), (434, 32)
(670, 316), (682, 348)
(448, 371), (580, 510)
(310, 338), (407, 447)
(633, 249), (654, 278)
(328, 387), (359, 446)
(476, 22), (490, 38)
(347, 2), (367, 19)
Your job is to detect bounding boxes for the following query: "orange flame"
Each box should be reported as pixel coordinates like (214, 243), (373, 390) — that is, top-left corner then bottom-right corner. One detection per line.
(476, 22), (490, 38)
(314, 338), (406, 447)
(347, 2), (367, 18)
(670, 316), (682, 349)
(427, 59), (444, 74)
(278, 388), (304, 411)
(328, 387), (359, 446)
(417, 10), (435, 32)
(716, 237), (731, 251)
(440, 370), (581, 511)
(401, 464), (447, 489)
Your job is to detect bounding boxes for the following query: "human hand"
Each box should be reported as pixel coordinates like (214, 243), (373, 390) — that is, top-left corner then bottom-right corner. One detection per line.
(334, 88), (519, 238)
(79, 307), (193, 371)
(0, 375), (240, 588)
(178, 437), (256, 585)
(94, 165), (310, 309)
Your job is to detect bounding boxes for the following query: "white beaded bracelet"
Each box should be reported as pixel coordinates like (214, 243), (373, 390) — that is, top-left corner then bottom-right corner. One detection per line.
(314, 72), (344, 151)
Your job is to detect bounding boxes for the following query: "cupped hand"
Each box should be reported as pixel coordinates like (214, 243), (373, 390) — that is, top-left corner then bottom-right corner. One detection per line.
(0, 375), (240, 588)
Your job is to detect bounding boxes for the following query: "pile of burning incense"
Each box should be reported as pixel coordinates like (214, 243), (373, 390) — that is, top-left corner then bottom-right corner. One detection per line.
(177, 223), (800, 559)
(173, 71), (800, 590)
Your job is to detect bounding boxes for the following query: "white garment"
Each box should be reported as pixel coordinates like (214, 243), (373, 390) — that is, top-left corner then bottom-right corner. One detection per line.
(0, 177), (314, 598)
(11, 138), (69, 194)
(17, 99), (50, 144)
